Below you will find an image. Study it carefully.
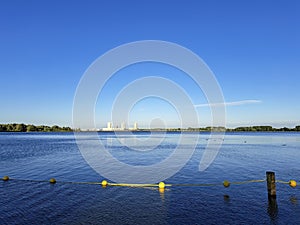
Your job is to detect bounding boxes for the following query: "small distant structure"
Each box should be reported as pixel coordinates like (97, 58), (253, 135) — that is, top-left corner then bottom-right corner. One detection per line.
(121, 122), (126, 130)
(129, 122), (138, 131)
(102, 122), (113, 131)
(101, 122), (138, 131)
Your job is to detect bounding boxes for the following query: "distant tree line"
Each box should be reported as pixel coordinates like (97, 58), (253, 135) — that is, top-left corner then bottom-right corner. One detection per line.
(185, 125), (300, 132)
(0, 123), (73, 132)
(1, 124), (300, 132)
(184, 126), (227, 132)
(227, 125), (300, 132)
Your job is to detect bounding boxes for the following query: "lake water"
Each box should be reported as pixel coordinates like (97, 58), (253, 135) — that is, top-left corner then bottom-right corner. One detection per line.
(0, 132), (299, 224)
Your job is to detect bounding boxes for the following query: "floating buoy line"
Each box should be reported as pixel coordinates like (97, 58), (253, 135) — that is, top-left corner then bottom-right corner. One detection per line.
(1, 176), (297, 191)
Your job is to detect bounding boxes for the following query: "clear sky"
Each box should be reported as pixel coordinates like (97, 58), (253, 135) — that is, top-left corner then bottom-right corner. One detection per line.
(0, 0), (299, 128)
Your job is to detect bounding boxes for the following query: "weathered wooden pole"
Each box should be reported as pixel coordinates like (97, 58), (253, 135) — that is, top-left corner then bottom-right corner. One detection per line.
(266, 171), (276, 197)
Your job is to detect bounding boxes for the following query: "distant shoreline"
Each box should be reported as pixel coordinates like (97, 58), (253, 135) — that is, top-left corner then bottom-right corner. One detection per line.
(1, 123), (300, 132)
(0, 123), (72, 132)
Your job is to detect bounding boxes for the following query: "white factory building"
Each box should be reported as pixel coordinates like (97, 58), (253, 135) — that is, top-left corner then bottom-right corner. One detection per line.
(102, 122), (138, 131)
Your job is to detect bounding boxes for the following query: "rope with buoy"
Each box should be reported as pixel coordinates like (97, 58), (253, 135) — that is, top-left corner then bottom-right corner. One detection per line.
(277, 179), (297, 188)
(2, 175), (297, 190)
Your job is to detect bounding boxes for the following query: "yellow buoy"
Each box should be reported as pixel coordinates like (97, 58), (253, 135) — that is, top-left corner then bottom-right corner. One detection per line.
(289, 180), (297, 188)
(49, 178), (56, 184)
(101, 180), (108, 187)
(223, 180), (230, 188)
(2, 176), (9, 181)
(158, 182), (165, 189)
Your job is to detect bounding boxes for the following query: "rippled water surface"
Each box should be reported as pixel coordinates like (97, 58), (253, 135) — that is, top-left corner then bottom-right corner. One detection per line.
(0, 132), (300, 224)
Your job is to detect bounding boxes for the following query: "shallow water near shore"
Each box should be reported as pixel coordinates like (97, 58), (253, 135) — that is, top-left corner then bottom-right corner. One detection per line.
(0, 132), (300, 224)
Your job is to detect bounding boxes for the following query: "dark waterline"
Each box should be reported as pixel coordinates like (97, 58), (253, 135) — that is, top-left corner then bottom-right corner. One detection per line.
(0, 132), (299, 224)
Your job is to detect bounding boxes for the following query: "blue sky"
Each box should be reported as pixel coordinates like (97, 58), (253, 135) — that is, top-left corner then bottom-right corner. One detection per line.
(0, 0), (299, 128)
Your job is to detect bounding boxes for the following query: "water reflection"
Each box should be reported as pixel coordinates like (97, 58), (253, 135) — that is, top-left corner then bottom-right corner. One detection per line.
(223, 194), (230, 203)
(267, 196), (278, 223)
(290, 196), (298, 205)
(159, 188), (165, 202)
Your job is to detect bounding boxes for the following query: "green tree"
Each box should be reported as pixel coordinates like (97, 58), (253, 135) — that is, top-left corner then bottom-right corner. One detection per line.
(51, 125), (60, 131)
(43, 126), (51, 132)
(26, 125), (37, 132)
(15, 123), (26, 132)
(6, 124), (14, 132)
(0, 125), (6, 132)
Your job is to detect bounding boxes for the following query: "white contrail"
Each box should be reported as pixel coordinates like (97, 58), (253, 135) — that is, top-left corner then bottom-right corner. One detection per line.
(194, 100), (262, 107)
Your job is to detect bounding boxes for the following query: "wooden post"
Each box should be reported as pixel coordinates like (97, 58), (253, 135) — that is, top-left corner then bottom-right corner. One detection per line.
(266, 171), (276, 197)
